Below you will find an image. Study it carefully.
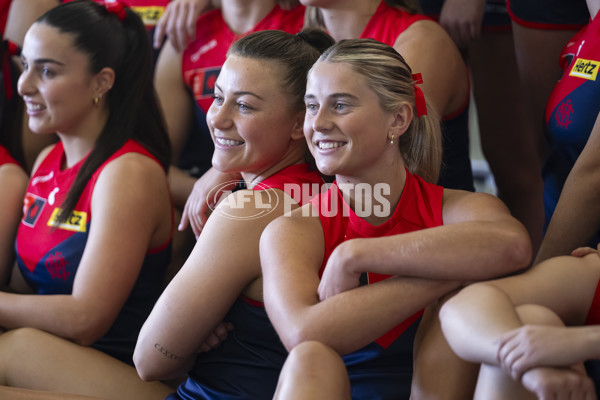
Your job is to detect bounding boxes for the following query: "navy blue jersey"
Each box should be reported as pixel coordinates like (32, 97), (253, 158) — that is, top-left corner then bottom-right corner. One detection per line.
(543, 16), (600, 248)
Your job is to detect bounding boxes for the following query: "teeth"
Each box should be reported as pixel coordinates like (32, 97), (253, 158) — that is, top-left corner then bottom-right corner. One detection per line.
(216, 138), (244, 146)
(318, 141), (345, 149)
(27, 103), (45, 111)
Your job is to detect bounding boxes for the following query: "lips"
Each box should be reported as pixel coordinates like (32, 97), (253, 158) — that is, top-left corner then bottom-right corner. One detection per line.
(25, 102), (46, 113)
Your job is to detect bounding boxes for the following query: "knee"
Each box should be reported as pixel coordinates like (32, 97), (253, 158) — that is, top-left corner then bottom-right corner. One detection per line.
(515, 304), (564, 327)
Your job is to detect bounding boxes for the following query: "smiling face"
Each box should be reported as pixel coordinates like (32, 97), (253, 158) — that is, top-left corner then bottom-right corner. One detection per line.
(304, 61), (398, 178)
(207, 55), (303, 178)
(18, 23), (102, 136)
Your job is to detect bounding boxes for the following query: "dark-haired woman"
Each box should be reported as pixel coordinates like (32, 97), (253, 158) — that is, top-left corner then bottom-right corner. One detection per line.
(2, 0), (173, 371)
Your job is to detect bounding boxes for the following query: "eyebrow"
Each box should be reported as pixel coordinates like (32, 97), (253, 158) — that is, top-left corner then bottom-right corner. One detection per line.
(304, 93), (359, 101)
(21, 56), (66, 67)
(214, 83), (265, 101)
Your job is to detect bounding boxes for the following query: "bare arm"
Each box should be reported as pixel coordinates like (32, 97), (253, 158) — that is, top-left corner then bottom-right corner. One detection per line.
(440, 253), (600, 365)
(0, 164), (28, 285)
(394, 20), (469, 117)
(0, 154), (171, 345)
(536, 112), (600, 264)
(134, 189), (294, 380)
(317, 190), (530, 300)
(261, 206), (458, 355)
(153, 0), (214, 51)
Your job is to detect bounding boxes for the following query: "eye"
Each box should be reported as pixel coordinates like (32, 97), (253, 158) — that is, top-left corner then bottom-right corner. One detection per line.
(305, 103), (318, 113)
(237, 102), (253, 112)
(334, 102), (347, 111)
(41, 66), (55, 78)
(211, 94), (224, 105)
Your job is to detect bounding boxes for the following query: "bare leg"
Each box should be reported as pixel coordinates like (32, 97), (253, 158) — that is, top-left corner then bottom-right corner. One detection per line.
(412, 296), (479, 399)
(469, 29), (544, 257)
(0, 386), (106, 400)
(273, 341), (351, 400)
(474, 304), (579, 399)
(0, 328), (174, 400)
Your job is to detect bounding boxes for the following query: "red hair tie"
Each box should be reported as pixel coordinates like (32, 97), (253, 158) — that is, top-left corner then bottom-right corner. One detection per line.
(103, 0), (128, 21)
(412, 73), (427, 118)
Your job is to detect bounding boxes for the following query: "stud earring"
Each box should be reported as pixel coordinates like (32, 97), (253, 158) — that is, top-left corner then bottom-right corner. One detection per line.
(390, 135), (395, 145)
(93, 96), (100, 107)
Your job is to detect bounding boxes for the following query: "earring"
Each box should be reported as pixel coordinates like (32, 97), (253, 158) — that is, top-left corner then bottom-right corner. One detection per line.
(93, 96), (100, 107)
(390, 135), (395, 145)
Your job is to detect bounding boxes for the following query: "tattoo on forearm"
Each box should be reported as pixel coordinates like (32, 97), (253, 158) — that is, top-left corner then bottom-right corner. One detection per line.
(154, 343), (184, 360)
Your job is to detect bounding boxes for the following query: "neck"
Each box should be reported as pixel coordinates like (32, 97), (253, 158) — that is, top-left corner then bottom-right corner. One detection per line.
(335, 153), (406, 226)
(589, 0), (599, 20)
(318, 0), (380, 41)
(241, 142), (307, 189)
(58, 107), (109, 169)
(221, 0), (278, 34)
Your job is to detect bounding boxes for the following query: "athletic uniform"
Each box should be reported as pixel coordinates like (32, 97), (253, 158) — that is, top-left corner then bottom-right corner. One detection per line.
(0, 144), (17, 166)
(419, 0), (511, 31)
(360, 1), (474, 191)
(168, 163), (323, 400)
(310, 170), (444, 399)
(506, 0), (588, 30)
(177, 5), (305, 178)
(543, 16), (600, 246)
(15, 140), (172, 364)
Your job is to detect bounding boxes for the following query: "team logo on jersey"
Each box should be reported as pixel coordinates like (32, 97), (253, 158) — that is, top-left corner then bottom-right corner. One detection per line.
(131, 6), (165, 28)
(569, 58), (600, 81)
(47, 208), (87, 233)
(185, 67), (221, 100)
(45, 251), (70, 280)
(22, 193), (46, 227)
(556, 99), (574, 129)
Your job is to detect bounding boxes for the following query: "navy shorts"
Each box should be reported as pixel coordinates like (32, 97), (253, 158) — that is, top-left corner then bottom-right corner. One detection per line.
(419, 0), (511, 31)
(507, 0), (589, 30)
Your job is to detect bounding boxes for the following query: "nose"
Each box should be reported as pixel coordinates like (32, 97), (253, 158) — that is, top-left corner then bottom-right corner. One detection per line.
(311, 106), (334, 133)
(207, 102), (233, 131)
(17, 66), (36, 97)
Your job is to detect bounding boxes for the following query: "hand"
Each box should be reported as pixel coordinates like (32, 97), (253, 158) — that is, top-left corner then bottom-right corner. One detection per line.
(179, 168), (241, 237)
(571, 245), (600, 258)
(439, 0), (486, 49)
(154, 0), (212, 51)
(197, 321), (234, 352)
(318, 240), (361, 301)
(497, 325), (589, 380)
(521, 367), (596, 400)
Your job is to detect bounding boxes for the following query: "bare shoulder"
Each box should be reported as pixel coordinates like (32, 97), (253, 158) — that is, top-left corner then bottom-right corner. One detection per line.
(30, 144), (58, 176)
(442, 188), (511, 223)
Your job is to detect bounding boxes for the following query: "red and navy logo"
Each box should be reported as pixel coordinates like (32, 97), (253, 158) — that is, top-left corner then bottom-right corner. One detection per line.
(22, 193), (46, 227)
(556, 99), (574, 129)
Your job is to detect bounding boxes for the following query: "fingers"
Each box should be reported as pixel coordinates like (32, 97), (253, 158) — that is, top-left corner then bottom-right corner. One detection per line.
(153, 6), (170, 49)
(571, 247), (598, 257)
(197, 322), (234, 352)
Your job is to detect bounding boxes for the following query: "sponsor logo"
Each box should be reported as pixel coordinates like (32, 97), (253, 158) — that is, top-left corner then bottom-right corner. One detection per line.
(31, 171), (54, 186)
(569, 58), (599, 80)
(47, 208), (87, 233)
(22, 193), (46, 227)
(190, 39), (218, 62)
(131, 6), (165, 28)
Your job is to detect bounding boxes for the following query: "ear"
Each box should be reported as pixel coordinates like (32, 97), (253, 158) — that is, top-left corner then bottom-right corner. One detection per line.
(93, 67), (116, 97)
(290, 110), (306, 141)
(388, 101), (413, 140)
